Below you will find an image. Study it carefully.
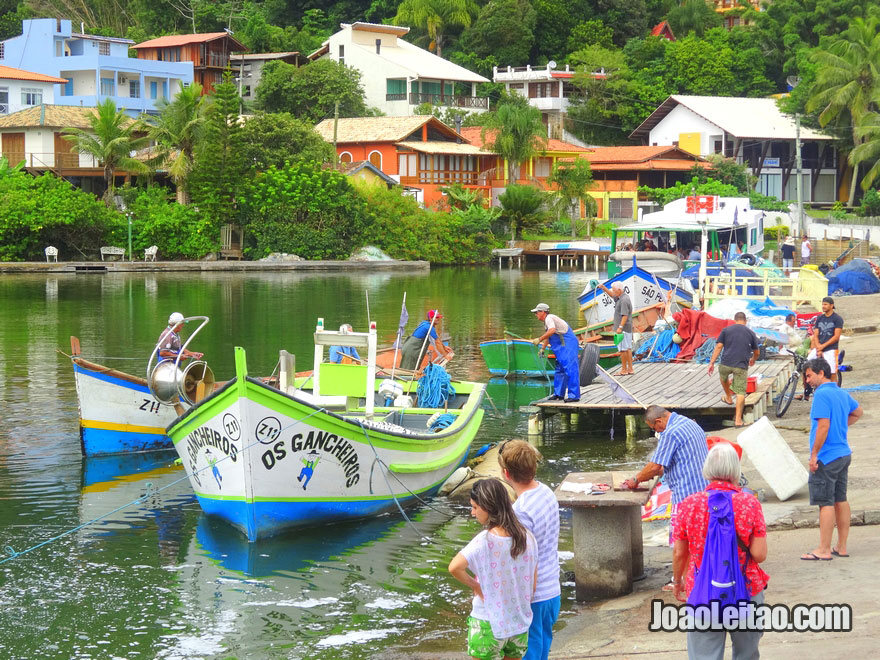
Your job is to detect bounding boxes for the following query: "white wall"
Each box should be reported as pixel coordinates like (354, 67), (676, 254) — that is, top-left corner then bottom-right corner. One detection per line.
(0, 78), (58, 115)
(647, 104), (720, 156)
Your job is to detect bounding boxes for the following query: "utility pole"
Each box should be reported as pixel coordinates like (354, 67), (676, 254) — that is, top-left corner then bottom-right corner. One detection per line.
(795, 113), (804, 237)
(333, 101), (339, 167)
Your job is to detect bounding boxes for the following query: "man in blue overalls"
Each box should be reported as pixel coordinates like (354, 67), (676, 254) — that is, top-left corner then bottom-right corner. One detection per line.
(531, 303), (580, 402)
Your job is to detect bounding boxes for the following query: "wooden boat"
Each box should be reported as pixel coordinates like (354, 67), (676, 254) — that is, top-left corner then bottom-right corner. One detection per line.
(479, 334), (620, 378)
(577, 264), (693, 331)
(165, 319), (486, 541)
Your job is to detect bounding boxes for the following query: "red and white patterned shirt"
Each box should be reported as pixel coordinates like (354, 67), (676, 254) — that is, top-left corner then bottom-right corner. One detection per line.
(675, 481), (770, 598)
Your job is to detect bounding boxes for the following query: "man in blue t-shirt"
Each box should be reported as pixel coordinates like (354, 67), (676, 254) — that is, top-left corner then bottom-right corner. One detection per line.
(800, 358), (862, 561)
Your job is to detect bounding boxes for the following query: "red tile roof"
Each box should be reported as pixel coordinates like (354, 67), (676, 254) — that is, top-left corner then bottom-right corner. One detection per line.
(651, 20), (676, 40)
(582, 145), (703, 163)
(0, 65), (67, 84)
(459, 126), (590, 152)
(133, 32), (246, 50)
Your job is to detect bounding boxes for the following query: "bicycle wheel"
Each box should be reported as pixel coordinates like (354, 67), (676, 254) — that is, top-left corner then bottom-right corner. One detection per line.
(775, 375), (798, 418)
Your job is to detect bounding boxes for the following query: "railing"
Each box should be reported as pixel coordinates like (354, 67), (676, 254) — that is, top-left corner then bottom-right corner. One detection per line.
(385, 93), (407, 101)
(4, 152), (101, 169)
(703, 269), (827, 310)
(205, 54), (227, 68)
(409, 93), (488, 109)
(400, 170), (487, 186)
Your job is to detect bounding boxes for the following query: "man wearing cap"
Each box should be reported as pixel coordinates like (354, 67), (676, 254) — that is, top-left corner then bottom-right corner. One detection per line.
(807, 297), (844, 378)
(156, 312), (203, 361)
(531, 303), (580, 402)
(781, 236), (796, 275)
(596, 281), (634, 375)
(400, 310), (452, 370)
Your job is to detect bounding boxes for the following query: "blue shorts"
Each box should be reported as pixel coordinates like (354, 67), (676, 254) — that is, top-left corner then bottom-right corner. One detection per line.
(522, 595), (561, 660)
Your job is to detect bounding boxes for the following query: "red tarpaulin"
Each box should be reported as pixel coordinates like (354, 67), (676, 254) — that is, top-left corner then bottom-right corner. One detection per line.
(672, 308), (734, 360)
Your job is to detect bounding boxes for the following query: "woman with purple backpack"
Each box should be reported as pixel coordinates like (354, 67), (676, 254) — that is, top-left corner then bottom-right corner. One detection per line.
(673, 442), (770, 659)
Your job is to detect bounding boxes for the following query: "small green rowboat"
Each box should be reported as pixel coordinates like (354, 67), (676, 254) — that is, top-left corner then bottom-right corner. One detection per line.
(479, 332), (620, 378)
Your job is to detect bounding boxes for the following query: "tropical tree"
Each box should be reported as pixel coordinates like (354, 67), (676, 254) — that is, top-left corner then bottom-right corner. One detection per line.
(63, 98), (151, 206)
(851, 110), (880, 192)
(807, 17), (880, 205)
(547, 159), (596, 238)
(666, 0), (721, 38)
(393, 0), (478, 57)
(482, 94), (547, 184)
(498, 184), (549, 239)
(238, 112), (333, 171)
(146, 81), (206, 204)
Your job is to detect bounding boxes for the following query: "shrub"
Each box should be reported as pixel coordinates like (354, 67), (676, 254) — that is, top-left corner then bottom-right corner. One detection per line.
(858, 189), (880, 217)
(241, 161), (370, 260)
(123, 186), (219, 259)
(764, 224), (789, 240)
(0, 160), (121, 260)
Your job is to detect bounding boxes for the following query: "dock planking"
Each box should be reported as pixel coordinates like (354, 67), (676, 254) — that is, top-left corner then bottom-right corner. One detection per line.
(532, 356), (793, 422)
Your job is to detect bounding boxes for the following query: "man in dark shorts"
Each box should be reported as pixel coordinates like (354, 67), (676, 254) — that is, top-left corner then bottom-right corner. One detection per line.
(808, 296), (844, 377)
(780, 236), (796, 275)
(800, 358), (862, 561)
(707, 311), (759, 427)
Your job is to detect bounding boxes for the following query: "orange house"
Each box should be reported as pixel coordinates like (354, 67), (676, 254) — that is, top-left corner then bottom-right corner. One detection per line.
(313, 116), (495, 208)
(132, 33), (247, 94)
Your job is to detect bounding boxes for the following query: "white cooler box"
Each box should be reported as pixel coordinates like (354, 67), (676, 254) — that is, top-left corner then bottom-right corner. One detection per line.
(738, 416), (809, 501)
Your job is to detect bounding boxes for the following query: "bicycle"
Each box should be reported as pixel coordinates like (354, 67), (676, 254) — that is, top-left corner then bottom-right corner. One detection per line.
(775, 349), (849, 418)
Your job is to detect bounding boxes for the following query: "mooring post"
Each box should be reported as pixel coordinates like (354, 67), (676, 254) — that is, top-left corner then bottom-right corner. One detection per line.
(528, 412), (544, 436)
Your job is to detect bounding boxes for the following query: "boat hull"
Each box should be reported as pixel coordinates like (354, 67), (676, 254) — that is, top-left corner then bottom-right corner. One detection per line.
(167, 351), (485, 540)
(479, 338), (619, 377)
(73, 359), (176, 456)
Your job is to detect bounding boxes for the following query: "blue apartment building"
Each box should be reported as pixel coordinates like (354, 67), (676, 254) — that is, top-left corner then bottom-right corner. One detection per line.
(0, 18), (193, 116)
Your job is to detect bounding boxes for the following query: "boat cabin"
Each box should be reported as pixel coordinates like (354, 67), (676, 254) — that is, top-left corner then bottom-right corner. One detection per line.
(608, 196), (765, 276)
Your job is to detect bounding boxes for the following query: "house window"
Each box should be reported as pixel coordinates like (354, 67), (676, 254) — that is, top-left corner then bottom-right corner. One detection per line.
(534, 157), (552, 178)
(0, 87), (8, 114)
(129, 80), (140, 98)
(0, 43), (5, 59)
(339, 151), (353, 163)
(100, 77), (115, 96)
(368, 150), (382, 169)
(150, 81), (158, 99)
(398, 153), (417, 176)
(21, 88), (42, 106)
(386, 78), (406, 100)
(242, 85), (251, 97)
(99, 41), (110, 56)
(163, 81), (168, 98)
(56, 40), (62, 57)
(338, 45), (344, 65)
(609, 198), (634, 220)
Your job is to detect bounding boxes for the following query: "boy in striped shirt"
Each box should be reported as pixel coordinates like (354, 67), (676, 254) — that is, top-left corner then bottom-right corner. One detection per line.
(499, 440), (561, 660)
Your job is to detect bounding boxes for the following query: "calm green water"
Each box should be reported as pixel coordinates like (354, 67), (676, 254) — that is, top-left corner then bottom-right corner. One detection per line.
(0, 268), (657, 659)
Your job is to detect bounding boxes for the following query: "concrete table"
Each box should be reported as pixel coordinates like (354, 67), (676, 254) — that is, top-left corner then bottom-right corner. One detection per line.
(555, 471), (656, 601)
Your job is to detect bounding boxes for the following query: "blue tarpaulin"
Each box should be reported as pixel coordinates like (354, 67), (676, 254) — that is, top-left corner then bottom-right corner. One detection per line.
(747, 297), (792, 317)
(826, 260), (880, 296)
(681, 263), (764, 295)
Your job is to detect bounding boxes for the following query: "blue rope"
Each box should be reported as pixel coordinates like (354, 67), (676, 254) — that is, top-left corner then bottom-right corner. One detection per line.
(634, 328), (680, 363)
(417, 363), (456, 408)
(844, 383), (880, 392)
(429, 413), (456, 431)
(693, 338), (718, 364)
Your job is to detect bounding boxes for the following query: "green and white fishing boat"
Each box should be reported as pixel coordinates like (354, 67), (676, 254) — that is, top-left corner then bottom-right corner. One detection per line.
(166, 319), (485, 541)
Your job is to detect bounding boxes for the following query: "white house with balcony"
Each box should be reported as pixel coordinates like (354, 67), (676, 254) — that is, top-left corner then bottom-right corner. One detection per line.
(0, 64), (66, 118)
(630, 95), (839, 202)
(493, 63), (600, 143)
(309, 22), (489, 116)
(0, 18), (193, 117)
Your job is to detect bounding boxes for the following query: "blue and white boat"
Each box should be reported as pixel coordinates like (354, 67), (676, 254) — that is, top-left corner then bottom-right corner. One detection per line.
(577, 264), (694, 330)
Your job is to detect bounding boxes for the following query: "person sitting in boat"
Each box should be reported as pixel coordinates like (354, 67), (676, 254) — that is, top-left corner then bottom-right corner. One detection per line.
(156, 312), (203, 362)
(400, 310), (452, 370)
(687, 245), (701, 261)
(530, 303), (580, 402)
(329, 324), (361, 364)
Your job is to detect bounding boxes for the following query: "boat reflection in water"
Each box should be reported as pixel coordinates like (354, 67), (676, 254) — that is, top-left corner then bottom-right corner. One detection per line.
(485, 377), (552, 410)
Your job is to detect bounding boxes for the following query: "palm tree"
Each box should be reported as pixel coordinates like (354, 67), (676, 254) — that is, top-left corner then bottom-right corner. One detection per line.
(851, 108), (880, 191)
(146, 82), (206, 204)
(394, 0), (478, 57)
(498, 183), (548, 240)
(807, 17), (880, 205)
(482, 95), (547, 184)
(547, 159), (597, 238)
(667, 0), (721, 38)
(63, 98), (151, 206)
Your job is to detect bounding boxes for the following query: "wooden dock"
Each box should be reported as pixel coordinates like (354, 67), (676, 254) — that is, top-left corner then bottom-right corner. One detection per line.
(526, 356), (794, 428)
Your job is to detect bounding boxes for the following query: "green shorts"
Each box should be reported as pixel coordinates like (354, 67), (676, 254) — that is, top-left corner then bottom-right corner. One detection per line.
(467, 617), (528, 660)
(719, 364), (748, 395)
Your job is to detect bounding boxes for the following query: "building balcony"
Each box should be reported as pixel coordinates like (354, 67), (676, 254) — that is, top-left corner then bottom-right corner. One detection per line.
(400, 169), (488, 186)
(409, 93), (488, 110)
(9, 152), (101, 170)
(531, 97), (569, 112)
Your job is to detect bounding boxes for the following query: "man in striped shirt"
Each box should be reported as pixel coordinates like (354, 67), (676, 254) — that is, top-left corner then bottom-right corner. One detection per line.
(623, 405), (708, 589)
(499, 440), (560, 660)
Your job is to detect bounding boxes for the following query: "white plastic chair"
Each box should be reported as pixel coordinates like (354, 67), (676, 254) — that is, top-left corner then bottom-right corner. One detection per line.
(45, 246), (58, 263)
(144, 245), (158, 262)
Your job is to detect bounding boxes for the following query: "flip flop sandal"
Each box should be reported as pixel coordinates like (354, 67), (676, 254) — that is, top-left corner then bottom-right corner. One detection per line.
(800, 552), (832, 561)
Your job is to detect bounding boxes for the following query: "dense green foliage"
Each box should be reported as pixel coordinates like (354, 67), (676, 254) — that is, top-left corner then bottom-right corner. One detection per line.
(255, 59), (370, 121)
(238, 112), (334, 171)
(0, 160), (121, 261)
(356, 182), (499, 262)
(639, 177), (790, 211)
(241, 162), (370, 260)
(498, 184), (549, 239)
